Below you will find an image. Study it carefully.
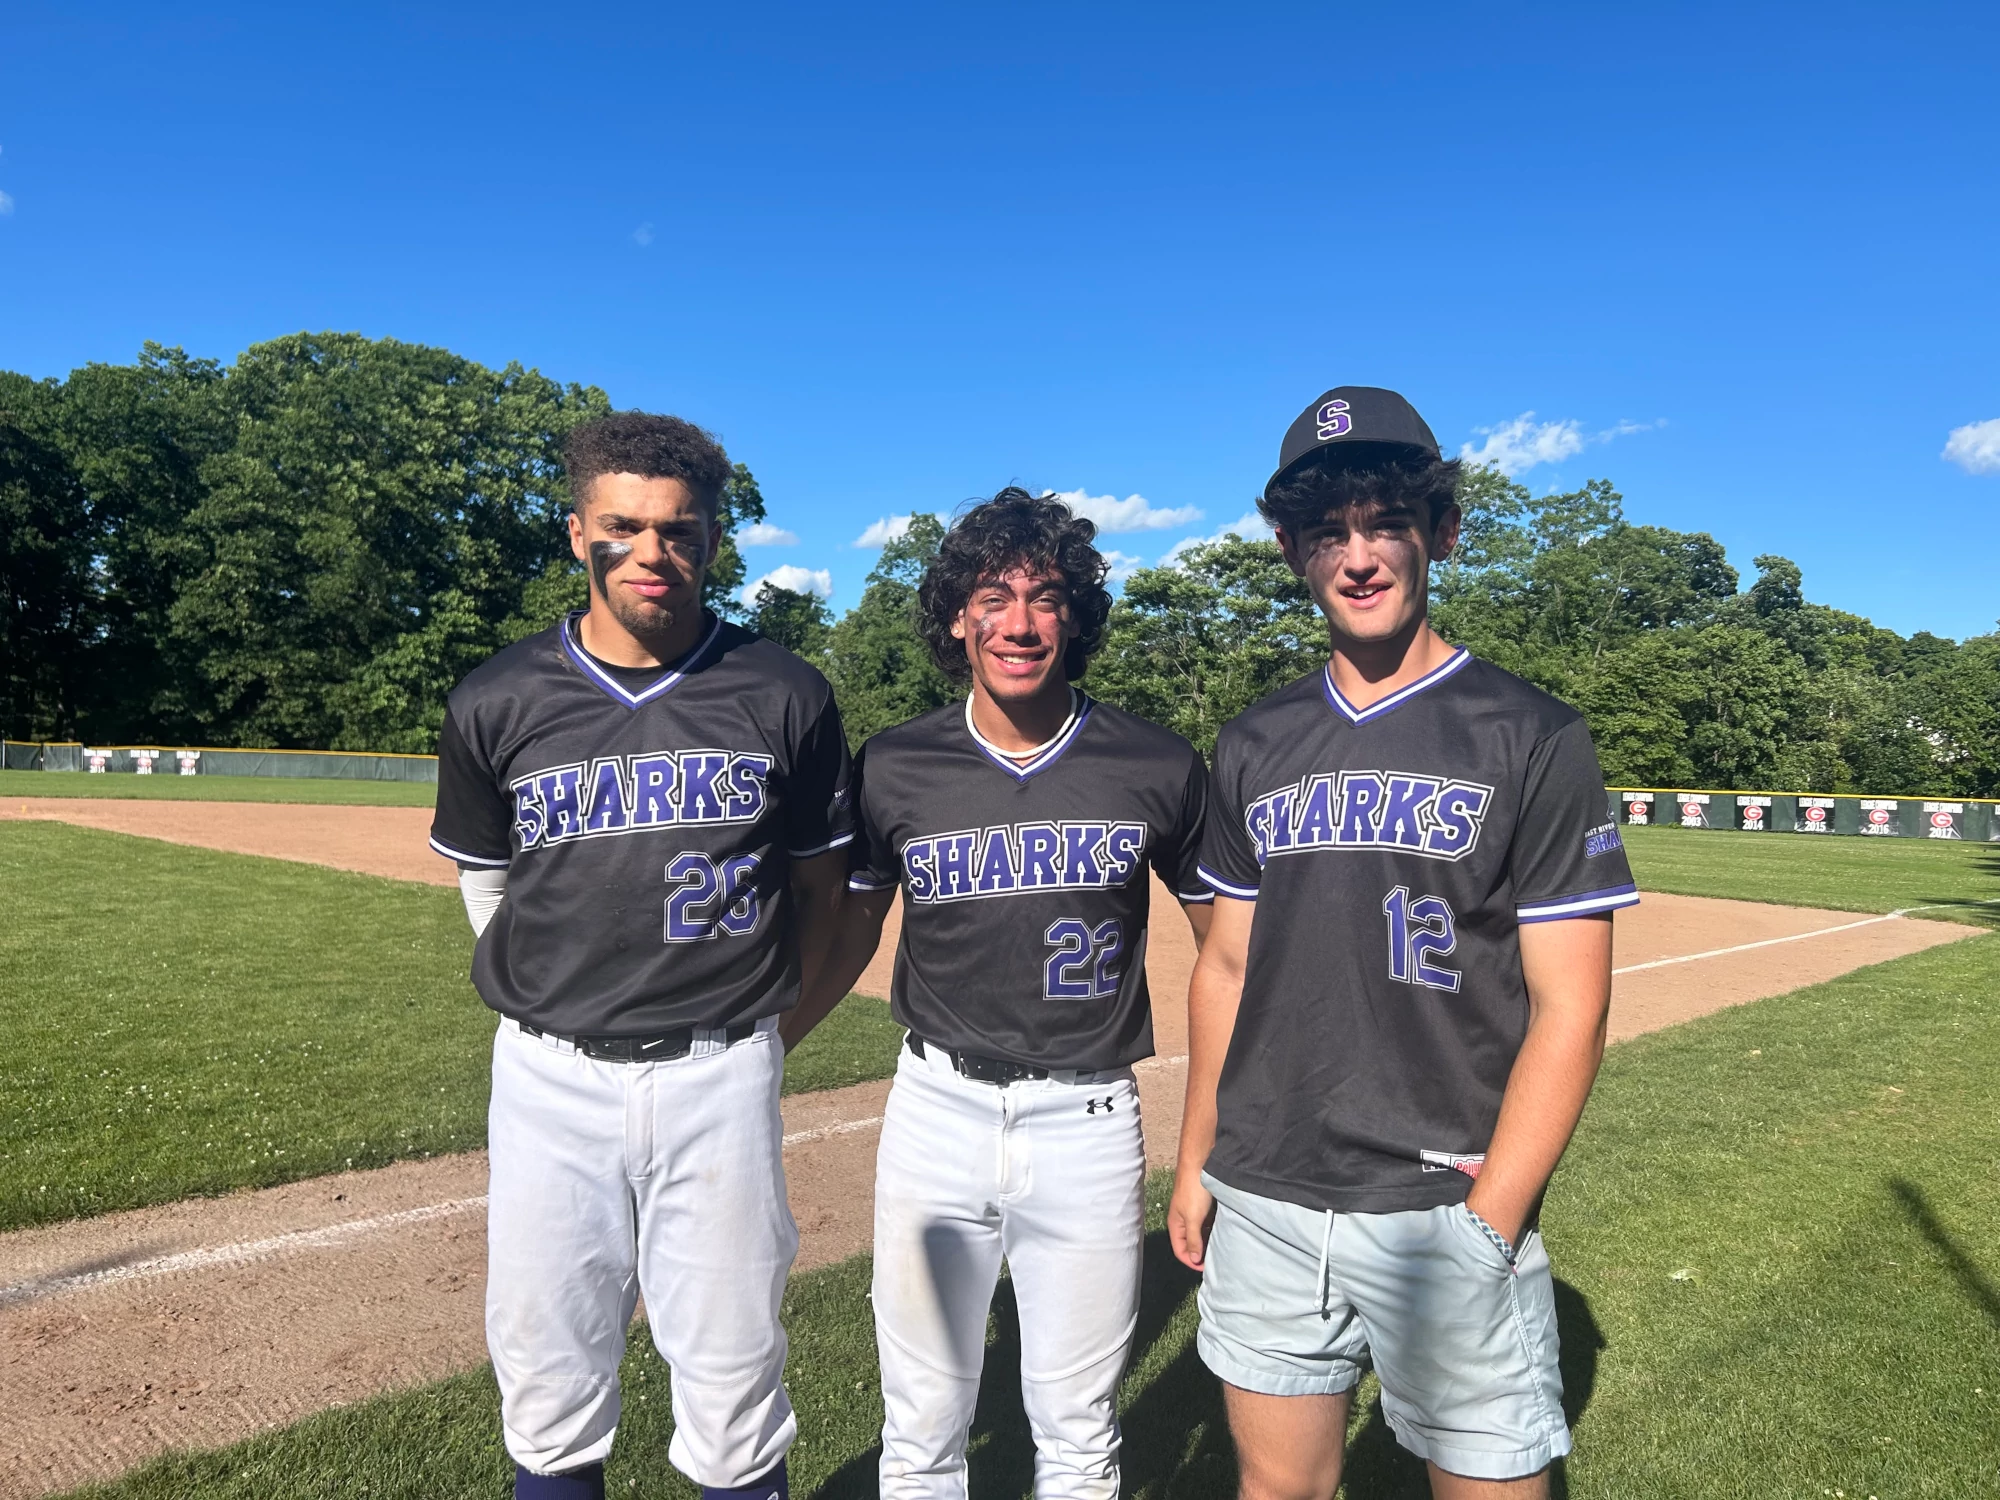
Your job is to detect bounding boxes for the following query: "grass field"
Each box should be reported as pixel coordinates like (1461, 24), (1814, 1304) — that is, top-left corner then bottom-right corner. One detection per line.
(64, 934), (2000, 1500)
(0, 823), (905, 1230)
(5, 812), (1993, 1233)
(1621, 823), (2000, 927)
(0, 769), (437, 805)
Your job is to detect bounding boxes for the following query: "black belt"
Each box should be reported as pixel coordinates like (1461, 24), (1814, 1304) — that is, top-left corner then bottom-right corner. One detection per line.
(519, 1020), (757, 1063)
(907, 1033), (1049, 1086)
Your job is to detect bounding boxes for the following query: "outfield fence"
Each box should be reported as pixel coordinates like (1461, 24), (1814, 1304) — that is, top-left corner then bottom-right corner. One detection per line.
(1608, 788), (2000, 841)
(1, 741), (437, 783)
(6, 740), (1996, 831)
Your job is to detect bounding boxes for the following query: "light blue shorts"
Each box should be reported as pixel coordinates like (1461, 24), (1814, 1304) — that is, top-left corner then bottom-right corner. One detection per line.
(1196, 1172), (1570, 1482)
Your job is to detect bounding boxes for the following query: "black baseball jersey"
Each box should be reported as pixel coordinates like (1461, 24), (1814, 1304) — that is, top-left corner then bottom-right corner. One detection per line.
(430, 612), (853, 1035)
(1198, 649), (1637, 1214)
(848, 695), (1209, 1071)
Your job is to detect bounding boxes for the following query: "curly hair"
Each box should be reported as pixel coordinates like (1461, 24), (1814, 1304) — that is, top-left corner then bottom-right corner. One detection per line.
(1257, 452), (1463, 537)
(563, 411), (732, 518)
(916, 488), (1113, 684)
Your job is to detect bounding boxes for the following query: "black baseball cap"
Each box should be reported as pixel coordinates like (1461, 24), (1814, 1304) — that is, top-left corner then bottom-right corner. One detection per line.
(1265, 386), (1441, 497)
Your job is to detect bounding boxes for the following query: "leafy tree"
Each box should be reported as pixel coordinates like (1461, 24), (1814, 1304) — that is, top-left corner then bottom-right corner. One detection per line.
(704, 464), (768, 621)
(1088, 534), (1321, 754)
(54, 345), (234, 739)
(0, 377), (93, 740)
(822, 514), (954, 748)
(167, 333), (609, 751)
(747, 582), (832, 660)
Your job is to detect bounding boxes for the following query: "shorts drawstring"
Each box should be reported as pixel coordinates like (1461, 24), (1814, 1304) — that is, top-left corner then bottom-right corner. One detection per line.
(1316, 1209), (1335, 1319)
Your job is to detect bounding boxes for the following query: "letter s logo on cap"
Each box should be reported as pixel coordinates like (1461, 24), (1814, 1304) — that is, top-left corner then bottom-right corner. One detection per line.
(1316, 398), (1352, 440)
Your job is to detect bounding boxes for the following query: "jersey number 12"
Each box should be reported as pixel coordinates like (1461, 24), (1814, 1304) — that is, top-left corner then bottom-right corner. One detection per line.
(1381, 886), (1460, 991)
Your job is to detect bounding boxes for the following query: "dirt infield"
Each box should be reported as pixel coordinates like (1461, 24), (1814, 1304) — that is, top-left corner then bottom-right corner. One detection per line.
(0, 798), (1983, 1497)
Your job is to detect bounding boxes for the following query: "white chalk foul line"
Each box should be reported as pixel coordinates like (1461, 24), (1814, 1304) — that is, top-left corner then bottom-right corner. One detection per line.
(17, 907), (1981, 1309)
(1612, 908), (1939, 975)
(0, 1196), (488, 1308)
(781, 1116), (883, 1147)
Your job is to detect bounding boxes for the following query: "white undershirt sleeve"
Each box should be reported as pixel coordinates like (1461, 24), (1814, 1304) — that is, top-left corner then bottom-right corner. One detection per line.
(457, 865), (509, 937)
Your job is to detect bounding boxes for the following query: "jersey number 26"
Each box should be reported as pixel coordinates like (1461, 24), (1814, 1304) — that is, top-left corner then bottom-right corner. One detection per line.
(665, 852), (762, 942)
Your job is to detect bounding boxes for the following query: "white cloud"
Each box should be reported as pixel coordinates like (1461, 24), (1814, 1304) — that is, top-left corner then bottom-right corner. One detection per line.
(632, 222), (654, 247)
(1101, 549), (1144, 584)
(1045, 488), (1203, 533)
(0, 191), (13, 216)
(1943, 417), (2000, 475)
(1161, 512), (1270, 568)
(736, 521), (798, 546)
(740, 565), (834, 607)
(854, 514), (914, 548)
(1458, 414), (1586, 474)
(1458, 412), (1663, 475)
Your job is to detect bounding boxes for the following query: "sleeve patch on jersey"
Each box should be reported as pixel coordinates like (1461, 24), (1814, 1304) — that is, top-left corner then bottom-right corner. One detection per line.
(1583, 822), (1624, 859)
(1197, 863), (1260, 900)
(1516, 884), (1640, 922)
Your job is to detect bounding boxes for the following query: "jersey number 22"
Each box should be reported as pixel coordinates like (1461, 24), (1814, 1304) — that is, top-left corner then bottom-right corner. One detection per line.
(1044, 919), (1124, 1000)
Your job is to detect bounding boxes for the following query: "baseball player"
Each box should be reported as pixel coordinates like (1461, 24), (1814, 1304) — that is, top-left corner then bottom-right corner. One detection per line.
(428, 412), (852, 1500)
(781, 490), (1211, 1500)
(1168, 388), (1638, 1498)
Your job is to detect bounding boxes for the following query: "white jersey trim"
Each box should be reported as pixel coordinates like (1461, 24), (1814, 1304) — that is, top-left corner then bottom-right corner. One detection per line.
(429, 835), (510, 868)
(1516, 883), (1640, 923)
(787, 830), (856, 859)
(1322, 648), (1472, 726)
(562, 612), (724, 710)
(1198, 863), (1259, 900)
(964, 692), (1094, 781)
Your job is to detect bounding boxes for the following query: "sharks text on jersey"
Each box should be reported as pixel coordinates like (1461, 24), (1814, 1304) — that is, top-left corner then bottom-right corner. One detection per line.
(1245, 770), (1495, 865)
(899, 821), (1149, 905)
(511, 749), (773, 851)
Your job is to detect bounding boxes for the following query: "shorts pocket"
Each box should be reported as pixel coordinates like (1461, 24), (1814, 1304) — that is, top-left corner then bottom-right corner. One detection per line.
(1449, 1202), (1518, 1274)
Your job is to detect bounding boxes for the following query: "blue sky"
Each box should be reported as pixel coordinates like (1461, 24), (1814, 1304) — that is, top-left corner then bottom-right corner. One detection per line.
(3, 3), (1996, 637)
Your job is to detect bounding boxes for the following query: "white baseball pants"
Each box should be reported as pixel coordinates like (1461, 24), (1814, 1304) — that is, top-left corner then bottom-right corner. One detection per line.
(486, 1016), (798, 1484)
(872, 1041), (1146, 1500)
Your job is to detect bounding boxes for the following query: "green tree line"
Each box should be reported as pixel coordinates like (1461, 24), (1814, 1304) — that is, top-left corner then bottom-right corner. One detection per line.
(8, 334), (1997, 795)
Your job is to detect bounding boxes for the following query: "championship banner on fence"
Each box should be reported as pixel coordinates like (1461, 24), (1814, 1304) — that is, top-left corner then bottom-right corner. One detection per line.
(1676, 793), (1714, 828)
(1859, 799), (1900, 836)
(1735, 795), (1771, 831)
(1622, 792), (1655, 825)
(85, 748), (111, 773)
(132, 750), (160, 775)
(176, 750), (202, 776)
(1922, 801), (1964, 840)
(1797, 796), (1835, 833)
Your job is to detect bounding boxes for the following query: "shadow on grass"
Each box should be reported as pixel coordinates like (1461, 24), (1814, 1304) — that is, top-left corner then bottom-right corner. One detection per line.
(1891, 1177), (2000, 1327)
(1914, 843), (2000, 927)
(810, 1239), (1607, 1500)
